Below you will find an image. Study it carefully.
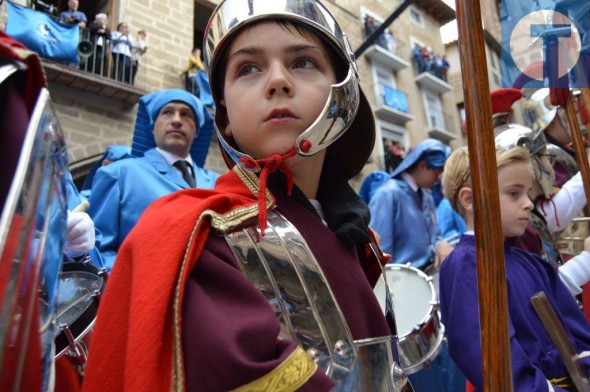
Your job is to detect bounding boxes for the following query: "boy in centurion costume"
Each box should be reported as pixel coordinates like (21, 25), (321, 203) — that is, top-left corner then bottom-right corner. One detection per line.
(83, 1), (411, 391)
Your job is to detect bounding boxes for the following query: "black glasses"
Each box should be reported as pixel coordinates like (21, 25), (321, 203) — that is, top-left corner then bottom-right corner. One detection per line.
(538, 153), (557, 165)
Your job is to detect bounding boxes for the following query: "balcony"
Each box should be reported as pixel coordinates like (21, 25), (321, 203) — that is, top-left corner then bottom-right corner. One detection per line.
(42, 59), (145, 106)
(2, 7), (147, 105)
(414, 72), (453, 94)
(425, 106), (456, 142)
(374, 85), (414, 125)
(365, 43), (410, 72)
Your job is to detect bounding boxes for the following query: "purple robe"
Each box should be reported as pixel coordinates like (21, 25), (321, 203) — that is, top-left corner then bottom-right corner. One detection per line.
(440, 234), (590, 391)
(182, 186), (390, 391)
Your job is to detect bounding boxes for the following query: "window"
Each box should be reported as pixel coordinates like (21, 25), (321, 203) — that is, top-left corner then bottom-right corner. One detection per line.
(380, 123), (408, 171)
(372, 60), (400, 107)
(409, 7), (424, 28)
(423, 91), (445, 129)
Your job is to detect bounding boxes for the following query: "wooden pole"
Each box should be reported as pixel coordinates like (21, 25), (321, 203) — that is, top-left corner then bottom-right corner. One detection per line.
(455, 0), (513, 390)
(579, 89), (590, 135)
(563, 92), (590, 205)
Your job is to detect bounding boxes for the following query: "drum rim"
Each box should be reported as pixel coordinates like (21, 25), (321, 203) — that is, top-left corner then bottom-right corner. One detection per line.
(54, 261), (105, 359)
(54, 295), (99, 358)
(378, 263), (445, 375)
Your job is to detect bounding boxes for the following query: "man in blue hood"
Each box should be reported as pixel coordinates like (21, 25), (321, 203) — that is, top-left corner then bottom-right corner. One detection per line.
(369, 137), (464, 391)
(88, 89), (220, 270)
(369, 138), (453, 269)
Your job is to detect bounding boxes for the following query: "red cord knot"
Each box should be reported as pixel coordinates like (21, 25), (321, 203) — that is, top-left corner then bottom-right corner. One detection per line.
(299, 140), (312, 153)
(253, 148), (297, 236)
(239, 156), (259, 170)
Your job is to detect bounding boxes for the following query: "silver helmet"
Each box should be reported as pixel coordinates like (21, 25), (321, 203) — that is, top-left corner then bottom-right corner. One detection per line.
(495, 124), (553, 198)
(522, 88), (558, 134)
(203, 0), (375, 179)
(492, 88), (553, 198)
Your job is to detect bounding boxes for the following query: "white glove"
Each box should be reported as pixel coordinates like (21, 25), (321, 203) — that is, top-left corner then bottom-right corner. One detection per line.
(64, 211), (95, 257)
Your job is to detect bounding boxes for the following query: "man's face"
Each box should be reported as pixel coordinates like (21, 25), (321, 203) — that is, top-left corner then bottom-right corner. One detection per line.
(153, 102), (197, 157)
(68, 0), (79, 10)
(413, 160), (442, 189)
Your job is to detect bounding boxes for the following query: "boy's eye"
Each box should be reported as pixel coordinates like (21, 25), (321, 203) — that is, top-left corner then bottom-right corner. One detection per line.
(236, 63), (259, 77)
(294, 57), (318, 69)
(509, 190), (520, 198)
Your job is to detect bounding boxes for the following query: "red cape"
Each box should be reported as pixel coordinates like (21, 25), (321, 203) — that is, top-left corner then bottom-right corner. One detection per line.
(83, 169), (271, 391)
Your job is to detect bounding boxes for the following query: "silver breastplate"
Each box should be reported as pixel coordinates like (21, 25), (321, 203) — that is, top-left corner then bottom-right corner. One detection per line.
(225, 210), (412, 391)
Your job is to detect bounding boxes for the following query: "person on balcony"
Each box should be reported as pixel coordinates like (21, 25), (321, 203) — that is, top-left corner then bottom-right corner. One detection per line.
(130, 30), (147, 85)
(59, 0), (87, 28)
(384, 28), (396, 54)
(111, 22), (133, 84)
(87, 13), (111, 76)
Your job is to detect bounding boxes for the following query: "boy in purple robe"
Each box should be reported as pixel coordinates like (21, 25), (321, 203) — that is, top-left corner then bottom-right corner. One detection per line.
(440, 146), (590, 391)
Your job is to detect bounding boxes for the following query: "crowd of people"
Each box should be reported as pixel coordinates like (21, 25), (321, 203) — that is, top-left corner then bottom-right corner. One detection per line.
(53, 0), (147, 84)
(4, 0), (590, 391)
(364, 15), (397, 54)
(412, 43), (450, 82)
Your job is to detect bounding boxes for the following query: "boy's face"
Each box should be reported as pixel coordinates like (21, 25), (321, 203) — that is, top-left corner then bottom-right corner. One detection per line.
(498, 162), (534, 238)
(220, 21), (337, 159)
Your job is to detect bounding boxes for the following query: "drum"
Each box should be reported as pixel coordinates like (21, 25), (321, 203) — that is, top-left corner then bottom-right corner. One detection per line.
(0, 78), (68, 391)
(374, 263), (444, 374)
(54, 261), (106, 374)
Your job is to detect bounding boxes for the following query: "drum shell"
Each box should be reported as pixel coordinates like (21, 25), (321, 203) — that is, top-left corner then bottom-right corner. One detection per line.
(374, 264), (444, 374)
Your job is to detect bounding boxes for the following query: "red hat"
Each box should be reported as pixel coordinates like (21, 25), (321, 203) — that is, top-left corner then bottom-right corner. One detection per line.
(491, 88), (522, 115)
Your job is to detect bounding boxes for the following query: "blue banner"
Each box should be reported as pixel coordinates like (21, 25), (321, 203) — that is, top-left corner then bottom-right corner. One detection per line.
(196, 70), (214, 108)
(384, 86), (409, 113)
(6, 2), (80, 65)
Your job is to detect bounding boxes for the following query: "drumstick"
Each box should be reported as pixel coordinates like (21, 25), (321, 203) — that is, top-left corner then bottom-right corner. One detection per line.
(72, 201), (90, 213)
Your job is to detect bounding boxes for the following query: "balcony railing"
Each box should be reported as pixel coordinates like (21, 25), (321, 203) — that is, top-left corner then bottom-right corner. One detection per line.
(2, 6), (147, 91)
(425, 106), (457, 142)
(374, 84), (414, 125)
(74, 27), (146, 86)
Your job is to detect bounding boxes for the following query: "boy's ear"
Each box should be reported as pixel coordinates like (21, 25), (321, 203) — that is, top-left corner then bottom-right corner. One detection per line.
(457, 186), (473, 214)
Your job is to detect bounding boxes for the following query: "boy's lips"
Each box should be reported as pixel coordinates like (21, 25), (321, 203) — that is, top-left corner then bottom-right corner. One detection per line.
(264, 109), (297, 122)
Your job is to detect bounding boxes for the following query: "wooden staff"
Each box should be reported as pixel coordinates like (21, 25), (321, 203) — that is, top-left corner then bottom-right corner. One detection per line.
(531, 292), (590, 391)
(579, 89), (590, 134)
(455, 0), (513, 390)
(562, 91), (590, 205)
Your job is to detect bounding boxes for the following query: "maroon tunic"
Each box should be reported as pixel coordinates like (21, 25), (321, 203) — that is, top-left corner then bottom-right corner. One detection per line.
(182, 185), (390, 391)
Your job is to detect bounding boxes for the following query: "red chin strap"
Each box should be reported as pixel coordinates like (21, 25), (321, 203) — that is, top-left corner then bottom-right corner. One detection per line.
(239, 148), (297, 235)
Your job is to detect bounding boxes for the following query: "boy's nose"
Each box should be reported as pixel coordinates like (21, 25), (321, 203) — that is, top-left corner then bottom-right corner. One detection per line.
(265, 64), (293, 98)
(523, 197), (534, 210)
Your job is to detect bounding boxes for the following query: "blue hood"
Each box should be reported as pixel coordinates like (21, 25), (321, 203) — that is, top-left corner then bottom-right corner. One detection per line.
(391, 138), (450, 178)
(131, 89), (214, 167)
